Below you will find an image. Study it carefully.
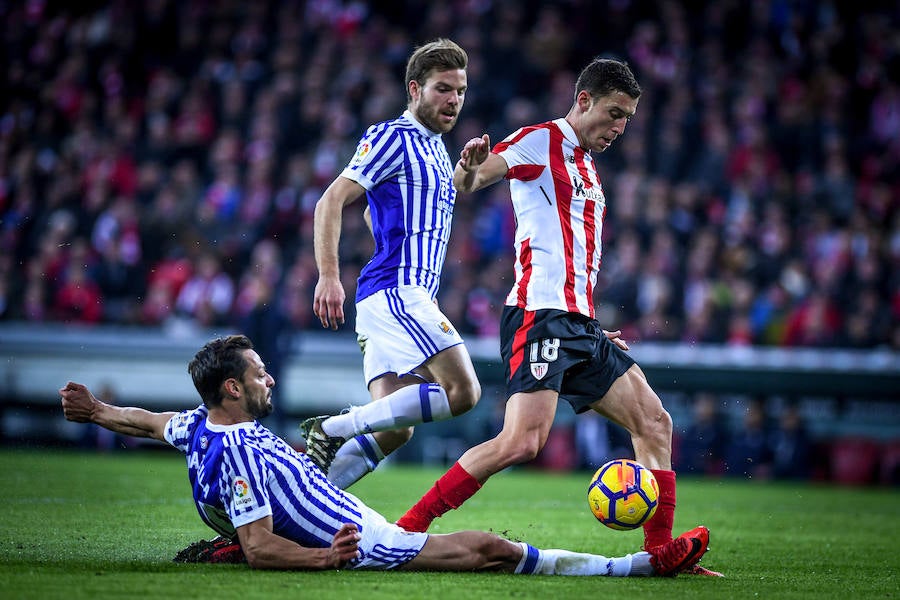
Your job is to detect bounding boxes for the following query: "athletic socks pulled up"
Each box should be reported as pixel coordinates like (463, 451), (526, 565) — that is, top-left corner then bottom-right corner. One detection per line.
(322, 383), (451, 440)
(395, 461), (481, 532)
(515, 543), (654, 577)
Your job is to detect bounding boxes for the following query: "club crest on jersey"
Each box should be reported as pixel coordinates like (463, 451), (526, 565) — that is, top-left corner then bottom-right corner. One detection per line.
(438, 321), (454, 335)
(350, 141), (371, 166)
(531, 362), (549, 380)
(233, 477), (255, 509)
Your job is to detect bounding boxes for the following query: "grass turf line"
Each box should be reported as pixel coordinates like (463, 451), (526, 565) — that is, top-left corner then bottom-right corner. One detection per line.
(1, 448), (898, 600)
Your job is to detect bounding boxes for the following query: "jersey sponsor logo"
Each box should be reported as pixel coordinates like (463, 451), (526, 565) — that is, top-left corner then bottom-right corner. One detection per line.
(573, 178), (586, 196)
(572, 175), (605, 202)
(530, 362), (549, 380)
(350, 141), (372, 166)
(233, 477), (255, 509)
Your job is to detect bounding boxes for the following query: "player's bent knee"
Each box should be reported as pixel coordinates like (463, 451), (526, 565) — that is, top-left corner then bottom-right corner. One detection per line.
(492, 428), (546, 466)
(505, 439), (543, 465)
(448, 380), (481, 415)
(395, 426), (414, 443)
(650, 408), (673, 442)
(373, 426), (414, 453)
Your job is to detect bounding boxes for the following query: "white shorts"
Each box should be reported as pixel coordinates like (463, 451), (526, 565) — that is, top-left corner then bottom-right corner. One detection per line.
(350, 496), (429, 570)
(355, 286), (464, 385)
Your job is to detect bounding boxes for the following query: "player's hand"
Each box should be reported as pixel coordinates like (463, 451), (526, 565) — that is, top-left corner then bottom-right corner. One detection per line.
(313, 276), (346, 330)
(59, 381), (98, 423)
(458, 134), (490, 172)
(328, 523), (361, 568)
(603, 329), (630, 351)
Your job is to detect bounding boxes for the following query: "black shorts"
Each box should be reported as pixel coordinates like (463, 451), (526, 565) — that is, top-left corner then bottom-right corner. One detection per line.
(500, 306), (635, 413)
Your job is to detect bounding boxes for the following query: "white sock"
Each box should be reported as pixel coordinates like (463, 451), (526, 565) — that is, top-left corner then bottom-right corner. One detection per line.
(326, 434), (385, 489)
(515, 543), (652, 576)
(322, 383), (451, 439)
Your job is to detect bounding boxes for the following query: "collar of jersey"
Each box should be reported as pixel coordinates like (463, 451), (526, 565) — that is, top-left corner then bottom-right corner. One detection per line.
(555, 117), (585, 151)
(403, 109), (442, 139)
(204, 418), (257, 433)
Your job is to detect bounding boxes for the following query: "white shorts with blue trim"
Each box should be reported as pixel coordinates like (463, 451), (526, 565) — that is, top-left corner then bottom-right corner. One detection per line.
(355, 286), (464, 385)
(349, 498), (429, 570)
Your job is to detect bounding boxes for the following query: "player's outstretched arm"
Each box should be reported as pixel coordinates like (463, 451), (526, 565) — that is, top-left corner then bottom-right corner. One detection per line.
(453, 135), (509, 193)
(313, 176), (366, 330)
(236, 517), (360, 570)
(59, 381), (175, 442)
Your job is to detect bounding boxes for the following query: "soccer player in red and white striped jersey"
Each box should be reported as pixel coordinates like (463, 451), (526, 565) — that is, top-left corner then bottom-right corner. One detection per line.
(397, 58), (721, 577)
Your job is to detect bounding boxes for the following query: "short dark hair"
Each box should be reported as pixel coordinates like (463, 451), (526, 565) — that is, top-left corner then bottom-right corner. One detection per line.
(405, 38), (468, 102)
(575, 58), (641, 101)
(188, 335), (254, 408)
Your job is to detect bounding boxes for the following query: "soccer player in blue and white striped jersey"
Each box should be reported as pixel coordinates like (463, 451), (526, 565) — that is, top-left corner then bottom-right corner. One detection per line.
(59, 334), (708, 574)
(309, 39), (482, 488)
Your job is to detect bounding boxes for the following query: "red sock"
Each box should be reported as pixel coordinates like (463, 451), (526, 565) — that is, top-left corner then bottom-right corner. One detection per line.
(643, 469), (676, 550)
(396, 462), (481, 532)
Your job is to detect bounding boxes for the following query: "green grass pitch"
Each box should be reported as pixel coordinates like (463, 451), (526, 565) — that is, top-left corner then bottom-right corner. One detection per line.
(1, 449), (898, 599)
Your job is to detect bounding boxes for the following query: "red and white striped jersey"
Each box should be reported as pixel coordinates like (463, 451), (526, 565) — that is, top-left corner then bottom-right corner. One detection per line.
(493, 118), (606, 318)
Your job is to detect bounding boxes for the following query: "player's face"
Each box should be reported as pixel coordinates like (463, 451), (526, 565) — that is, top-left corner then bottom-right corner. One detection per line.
(578, 90), (638, 152)
(239, 350), (275, 420)
(409, 68), (468, 134)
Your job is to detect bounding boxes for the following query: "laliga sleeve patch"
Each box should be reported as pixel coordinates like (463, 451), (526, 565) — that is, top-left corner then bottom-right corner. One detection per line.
(232, 476), (256, 509)
(350, 141), (371, 166)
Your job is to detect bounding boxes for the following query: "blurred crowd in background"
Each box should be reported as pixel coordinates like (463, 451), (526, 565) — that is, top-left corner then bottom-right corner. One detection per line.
(2, 2), (899, 479)
(1, 0), (898, 348)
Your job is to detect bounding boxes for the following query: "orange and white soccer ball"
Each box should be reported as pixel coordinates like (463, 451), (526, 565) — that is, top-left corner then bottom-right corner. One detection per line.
(587, 459), (659, 530)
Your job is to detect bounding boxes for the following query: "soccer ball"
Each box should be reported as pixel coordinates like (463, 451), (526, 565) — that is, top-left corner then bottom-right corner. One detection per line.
(587, 459), (659, 530)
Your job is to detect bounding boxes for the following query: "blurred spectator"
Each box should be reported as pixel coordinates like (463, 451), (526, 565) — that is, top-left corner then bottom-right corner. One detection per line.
(575, 411), (632, 472)
(141, 252), (192, 325)
(91, 197), (144, 322)
(175, 251), (234, 326)
(52, 238), (103, 324)
(676, 393), (727, 476)
(725, 398), (773, 479)
(782, 290), (842, 347)
(53, 262), (103, 324)
(769, 404), (813, 480)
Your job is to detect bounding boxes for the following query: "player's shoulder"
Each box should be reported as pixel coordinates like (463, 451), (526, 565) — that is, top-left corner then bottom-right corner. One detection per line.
(364, 113), (417, 139)
(164, 404), (208, 449)
(496, 120), (557, 151)
(169, 404), (208, 429)
(518, 120), (558, 137)
(219, 422), (271, 451)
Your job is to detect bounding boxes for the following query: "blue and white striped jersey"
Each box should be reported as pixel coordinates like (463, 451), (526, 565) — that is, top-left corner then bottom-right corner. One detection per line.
(164, 405), (366, 549)
(341, 110), (456, 302)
